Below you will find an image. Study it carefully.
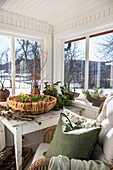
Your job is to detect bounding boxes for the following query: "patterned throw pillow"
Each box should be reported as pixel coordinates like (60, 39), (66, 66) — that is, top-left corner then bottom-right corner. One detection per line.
(63, 108), (102, 128)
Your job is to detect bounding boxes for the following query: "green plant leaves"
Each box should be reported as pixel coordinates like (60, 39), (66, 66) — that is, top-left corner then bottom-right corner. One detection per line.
(31, 95), (46, 102)
(20, 94), (28, 103)
(32, 95), (41, 102)
(19, 94), (46, 103)
(83, 86), (106, 99)
(43, 82), (72, 110)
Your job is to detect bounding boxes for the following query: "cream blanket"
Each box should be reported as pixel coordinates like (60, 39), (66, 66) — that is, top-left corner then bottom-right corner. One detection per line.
(48, 155), (109, 170)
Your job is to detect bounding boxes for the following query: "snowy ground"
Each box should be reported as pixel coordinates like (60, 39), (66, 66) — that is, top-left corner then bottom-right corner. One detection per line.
(2, 78), (31, 96)
(1, 77), (113, 97)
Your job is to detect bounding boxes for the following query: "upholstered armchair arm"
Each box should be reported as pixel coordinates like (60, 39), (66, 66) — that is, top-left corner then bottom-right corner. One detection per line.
(110, 163), (113, 170)
(98, 101), (104, 115)
(28, 158), (50, 170)
(43, 125), (56, 143)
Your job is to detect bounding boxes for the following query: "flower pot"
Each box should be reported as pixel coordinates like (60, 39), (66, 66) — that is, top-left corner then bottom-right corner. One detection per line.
(87, 96), (105, 107)
(67, 92), (80, 100)
(0, 88), (10, 102)
(62, 92), (80, 100)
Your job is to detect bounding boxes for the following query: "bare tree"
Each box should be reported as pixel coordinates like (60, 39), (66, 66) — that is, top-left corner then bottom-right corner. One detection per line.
(15, 39), (47, 93)
(98, 34), (113, 61)
(15, 39), (41, 89)
(0, 48), (11, 88)
(64, 42), (83, 91)
(0, 39), (47, 94)
(97, 33), (113, 88)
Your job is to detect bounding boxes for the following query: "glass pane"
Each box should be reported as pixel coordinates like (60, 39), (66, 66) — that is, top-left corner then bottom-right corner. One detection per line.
(15, 38), (41, 95)
(64, 39), (85, 93)
(0, 35), (11, 94)
(89, 32), (113, 93)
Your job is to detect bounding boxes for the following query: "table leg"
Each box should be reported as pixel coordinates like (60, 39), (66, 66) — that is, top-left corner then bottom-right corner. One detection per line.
(14, 127), (22, 170)
(0, 121), (5, 151)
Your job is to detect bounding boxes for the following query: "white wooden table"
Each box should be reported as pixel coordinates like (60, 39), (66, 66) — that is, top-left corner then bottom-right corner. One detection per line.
(0, 105), (83, 170)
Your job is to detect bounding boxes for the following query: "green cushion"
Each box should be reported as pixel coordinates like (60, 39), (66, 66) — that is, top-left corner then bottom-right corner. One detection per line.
(45, 113), (101, 160)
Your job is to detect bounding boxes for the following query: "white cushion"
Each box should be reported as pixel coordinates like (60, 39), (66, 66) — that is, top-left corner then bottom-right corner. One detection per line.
(97, 94), (113, 146)
(103, 128), (113, 165)
(98, 118), (113, 146)
(32, 143), (50, 164)
(96, 94), (113, 165)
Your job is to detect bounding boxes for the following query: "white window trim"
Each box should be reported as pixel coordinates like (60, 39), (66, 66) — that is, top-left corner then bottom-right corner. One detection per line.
(85, 35), (89, 91)
(11, 36), (15, 96)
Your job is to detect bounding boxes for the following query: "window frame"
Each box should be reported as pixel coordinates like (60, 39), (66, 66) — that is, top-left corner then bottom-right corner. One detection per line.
(63, 30), (113, 92)
(0, 32), (43, 96)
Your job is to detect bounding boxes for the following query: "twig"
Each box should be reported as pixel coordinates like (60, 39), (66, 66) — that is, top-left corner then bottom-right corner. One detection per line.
(34, 118), (42, 125)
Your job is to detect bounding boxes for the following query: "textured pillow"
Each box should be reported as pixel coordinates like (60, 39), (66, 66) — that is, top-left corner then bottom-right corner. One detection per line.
(64, 108), (102, 128)
(45, 113), (101, 160)
(103, 128), (113, 165)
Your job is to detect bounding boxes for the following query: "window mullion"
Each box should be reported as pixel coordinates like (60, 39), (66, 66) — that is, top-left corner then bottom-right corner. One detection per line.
(11, 36), (15, 96)
(85, 35), (89, 91)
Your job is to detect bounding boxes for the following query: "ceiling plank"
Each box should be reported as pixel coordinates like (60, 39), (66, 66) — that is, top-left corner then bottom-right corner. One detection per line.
(0, 0), (8, 9)
(1, 0), (112, 27)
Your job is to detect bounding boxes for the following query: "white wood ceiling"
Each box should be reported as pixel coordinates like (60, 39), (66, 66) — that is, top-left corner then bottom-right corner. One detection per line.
(1, 0), (112, 27)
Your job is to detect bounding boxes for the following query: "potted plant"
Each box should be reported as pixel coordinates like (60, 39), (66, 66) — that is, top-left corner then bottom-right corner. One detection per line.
(43, 82), (72, 110)
(30, 49), (48, 96)
(60, 86), (80, 100)
(83, 86), (107, 107)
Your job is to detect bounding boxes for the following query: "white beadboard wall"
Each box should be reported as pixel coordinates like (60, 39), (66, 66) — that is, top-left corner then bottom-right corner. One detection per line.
(0, 9), (53, 36)
(54, 6), (113, 36)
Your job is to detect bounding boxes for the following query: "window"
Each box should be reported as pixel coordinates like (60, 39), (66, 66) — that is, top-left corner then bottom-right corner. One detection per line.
(0, 35), (11, 94)
(0, 34), (42, 96)
(15, 38), (41, 95)
(64, 30), (113, 95)
(64, 38), (85, 93)
(89, 31), (113, 92)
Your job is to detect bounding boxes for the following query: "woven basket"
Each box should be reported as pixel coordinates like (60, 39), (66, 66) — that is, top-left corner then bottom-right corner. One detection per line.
(6, 95), (57, 114)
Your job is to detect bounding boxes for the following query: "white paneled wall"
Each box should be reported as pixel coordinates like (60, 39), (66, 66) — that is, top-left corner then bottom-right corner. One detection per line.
(54, 6), (113, 35)
(0, 9), (53, 35)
